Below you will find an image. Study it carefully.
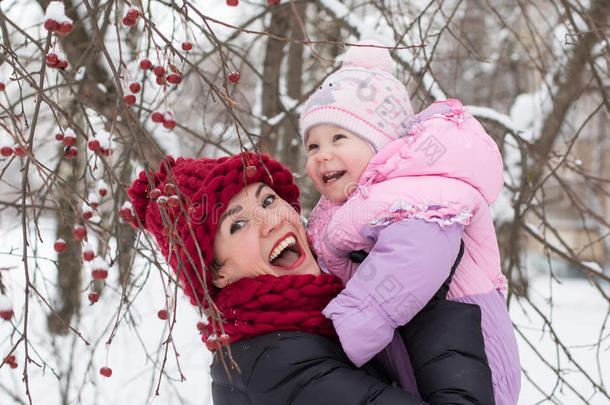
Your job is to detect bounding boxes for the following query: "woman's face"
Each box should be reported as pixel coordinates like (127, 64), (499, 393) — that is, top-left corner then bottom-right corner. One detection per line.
(212, 182), (321, 287)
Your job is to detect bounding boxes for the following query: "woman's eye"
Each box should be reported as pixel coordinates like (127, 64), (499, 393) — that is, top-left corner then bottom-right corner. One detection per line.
(307, 143), (318, 152)
(262, 194), (276, 208)
(333, 134), (346, 142)
(229, 219), (246, 234)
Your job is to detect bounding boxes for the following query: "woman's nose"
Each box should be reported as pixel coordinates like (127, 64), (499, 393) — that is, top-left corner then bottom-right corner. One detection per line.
(254, 207), (281, 236)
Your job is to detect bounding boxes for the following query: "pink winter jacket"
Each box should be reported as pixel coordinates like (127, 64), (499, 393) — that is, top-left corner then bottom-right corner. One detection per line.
(306, 99), (509, 365)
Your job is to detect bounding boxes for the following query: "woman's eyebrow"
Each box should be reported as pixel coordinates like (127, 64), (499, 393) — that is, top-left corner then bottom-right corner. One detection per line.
(219, 205), (242, 227)
(255, 183), (270, 198)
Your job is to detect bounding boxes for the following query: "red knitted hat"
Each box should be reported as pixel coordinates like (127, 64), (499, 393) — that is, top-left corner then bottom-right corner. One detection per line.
(127, 152), (300, 308)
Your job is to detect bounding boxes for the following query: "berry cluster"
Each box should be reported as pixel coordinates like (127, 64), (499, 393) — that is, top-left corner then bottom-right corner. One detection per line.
(55, 128), (78, 158)
(3, 355), (17, 369)
(149, 182), (181, 208)
(122, 8), (140, 26)
(150, 111), (177, 130)
(46, 52), (69, 70)
(87, 131), (114, 156)
(44, 1), (73, 35)
(119, 201), (135, 223)
(0, 143), (27, 157)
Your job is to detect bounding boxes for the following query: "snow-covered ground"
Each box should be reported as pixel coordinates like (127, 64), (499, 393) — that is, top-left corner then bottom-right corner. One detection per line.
(1, 214), (608, 404)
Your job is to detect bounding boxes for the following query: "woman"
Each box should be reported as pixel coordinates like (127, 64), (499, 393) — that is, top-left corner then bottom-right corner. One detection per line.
(127, 152), (492, 404)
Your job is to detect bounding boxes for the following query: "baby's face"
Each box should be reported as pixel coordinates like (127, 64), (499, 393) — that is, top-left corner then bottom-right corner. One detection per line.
(305, 124), (374, 203)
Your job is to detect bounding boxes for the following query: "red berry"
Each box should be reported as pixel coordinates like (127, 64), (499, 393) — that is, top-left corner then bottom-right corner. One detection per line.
(58, 60), (68, 69)
(218, 334), (231, 345)
(126, 8), (139, 20)
(54, 239), (67, 252)
(55, 132), (64, 141)
(181, 42), (193, 51)
(0, 82), (5, 91)
(151, 112), (164, 123)
(1, 146), (13, 157)
(267, 0), (281, 4)
(228, 72), (240, 83)
(139, 59), (152, 70)
(99, 367), (112, 377)
(0, 309), (13, 321)
(156, 195), (168, 208)
(153, 66), (165, 77)
(83, 210), (93, 220)
(83, 250), (95, 261)
(88, 139), (101, 152)
(5, 355), (16, 363)
(13, 145), (26, 156)
(88, 293), (99, 304)
(166, 73), (181, 84)
(64, 146), (77, 158)
(196, 321), (206, 332)
(167, 195), (180, 208)
(63, 135), (76, 146)
(245, 165), (257, 178)
(46, 53), (58, 65)
(57, 22), (72, 35)
(100, 148), (111, 157)
(157, 309), (168, 320)
(155, 75), (166, 86)
(98, 188), (107, 197)
(119, 207), (132, 221)
(162, 118), (176, 130)
(73, 226), (87, 241)
(44, 19), (58, 31)
(9, 362), (17, 369)
(122, 17), (136, 26)
(123, 94), (136, 105)
(129, 82), (141, 93)
(163, 183), (177, 195)
(148, 188), (162, 200)
(92, 269), (108, 280)
(226, 0), (238, 5)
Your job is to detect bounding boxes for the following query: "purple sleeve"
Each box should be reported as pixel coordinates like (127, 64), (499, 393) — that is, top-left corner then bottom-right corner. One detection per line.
(322, 218), (463, 367)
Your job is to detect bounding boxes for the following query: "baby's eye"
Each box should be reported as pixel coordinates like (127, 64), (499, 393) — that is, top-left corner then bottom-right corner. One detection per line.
(262, 194), (276, 208)
(333, 134), (346, 142)
(307, 143), (318, 152)
(230, 219), (247, 234)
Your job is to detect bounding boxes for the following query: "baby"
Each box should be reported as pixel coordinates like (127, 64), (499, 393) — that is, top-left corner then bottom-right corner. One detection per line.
(300, 40), (521, 404)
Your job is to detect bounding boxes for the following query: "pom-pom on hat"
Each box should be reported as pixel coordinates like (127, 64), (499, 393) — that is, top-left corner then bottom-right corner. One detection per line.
(127, 152), (300, 307)
(300, 40), (414, 153)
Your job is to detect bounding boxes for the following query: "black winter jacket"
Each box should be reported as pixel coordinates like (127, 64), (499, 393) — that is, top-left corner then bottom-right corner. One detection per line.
(210, 331), (426, 405)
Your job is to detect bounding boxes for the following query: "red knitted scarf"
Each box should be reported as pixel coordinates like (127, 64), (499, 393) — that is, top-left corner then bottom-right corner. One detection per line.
(203, 274), (343, 350)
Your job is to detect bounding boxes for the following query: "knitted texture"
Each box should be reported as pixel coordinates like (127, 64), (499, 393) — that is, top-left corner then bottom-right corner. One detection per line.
(300, 40), (414, 153)
(127, 152), (300, 307)
(204, 273), (343, 350)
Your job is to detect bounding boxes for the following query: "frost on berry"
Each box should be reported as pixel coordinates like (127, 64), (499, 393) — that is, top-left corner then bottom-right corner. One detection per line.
(97, 131), (114, 156)
(73, 225), (87, 241)
(228, 71), (240, 83)
(119, 201), (134, 223)
(44, 1), (73, 35)
(0, 296), (14, 321)
(96, 180), (109, 197)
(82, 202), (94, 220)
(82, 242), (95, 262)
(63, 128), (76, 146)
(91, 257), (109, 280)
(162, 112), (176, 130)
(54, 238), (67, 252)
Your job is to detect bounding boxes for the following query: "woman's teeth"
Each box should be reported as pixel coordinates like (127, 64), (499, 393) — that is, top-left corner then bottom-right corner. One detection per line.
(269, 236), (296, 262)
